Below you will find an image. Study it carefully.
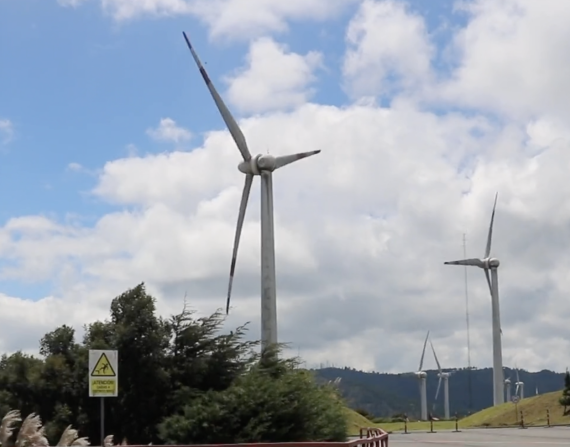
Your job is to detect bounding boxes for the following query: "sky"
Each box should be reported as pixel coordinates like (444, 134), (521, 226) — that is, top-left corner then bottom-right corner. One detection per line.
(2, 0), (570, 374)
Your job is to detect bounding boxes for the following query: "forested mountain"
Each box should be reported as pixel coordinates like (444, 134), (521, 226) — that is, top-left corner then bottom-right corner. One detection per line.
(314, 366), (565, 419)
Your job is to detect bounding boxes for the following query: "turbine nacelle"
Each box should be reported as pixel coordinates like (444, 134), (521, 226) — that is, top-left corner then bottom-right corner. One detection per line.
(484, 257), (500, 269)
(238, 154), (276, 175)
(415, 371), (427, 379)
(504, 378), (511, 384)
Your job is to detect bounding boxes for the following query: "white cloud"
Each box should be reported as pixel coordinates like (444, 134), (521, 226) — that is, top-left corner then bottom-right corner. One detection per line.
(58, 0), (89, 6)
(225, 38), (323, 114)
(343, 0), (434, 99)
(67, 162), (84, 172)
(0, 119), (14, 144)
(146, 118), (192, 144)
(94, 0), (355, 39)
(439, 0), (570, 120)
(5, 96), (570, 374)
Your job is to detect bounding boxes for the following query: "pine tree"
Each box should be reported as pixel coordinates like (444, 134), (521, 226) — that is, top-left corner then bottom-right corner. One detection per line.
(558, 368), (570, 414)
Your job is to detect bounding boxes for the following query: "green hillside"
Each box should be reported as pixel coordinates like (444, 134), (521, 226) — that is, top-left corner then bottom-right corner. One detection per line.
(461, 390), (570, 427)
(314, 367), (565, 418)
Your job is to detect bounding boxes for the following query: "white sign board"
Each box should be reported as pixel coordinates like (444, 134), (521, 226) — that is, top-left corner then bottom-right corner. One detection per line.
(89, 350), (118, 397)
(512, 396), (520, 404)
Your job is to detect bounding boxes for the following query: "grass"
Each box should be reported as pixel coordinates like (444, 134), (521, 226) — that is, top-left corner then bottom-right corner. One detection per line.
(461, 390), (570, 427)
(375, 420), (457, 432)
(345, 407), (378, 435)
(355, 390), (570, 433)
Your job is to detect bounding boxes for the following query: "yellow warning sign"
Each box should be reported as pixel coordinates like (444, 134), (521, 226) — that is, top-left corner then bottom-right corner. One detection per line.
(91, 379), (116, 396)
(91, 353), (116, 377)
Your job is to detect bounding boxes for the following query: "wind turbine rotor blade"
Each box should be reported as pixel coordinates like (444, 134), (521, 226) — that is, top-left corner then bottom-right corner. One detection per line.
(485, 192), (498, 258)
(434, 375), (442, 401)
(444, 258), (485, 267)
(226, 173), (254, 314)
(515, 383), (520, 395)
(182, 32), (251, 162)
(516, 367), (520, 383)
(484, 269), (493, 297)
(430, 340), (442, 372)
(274, 150), (321, 169)
(419, 331), (430, 371)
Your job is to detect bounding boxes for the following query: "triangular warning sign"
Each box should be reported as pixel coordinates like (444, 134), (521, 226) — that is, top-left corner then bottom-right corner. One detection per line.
(91, 353), (116, 377)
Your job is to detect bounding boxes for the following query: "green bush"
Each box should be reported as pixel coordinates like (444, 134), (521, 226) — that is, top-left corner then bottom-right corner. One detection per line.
(158, 348), (348, 444)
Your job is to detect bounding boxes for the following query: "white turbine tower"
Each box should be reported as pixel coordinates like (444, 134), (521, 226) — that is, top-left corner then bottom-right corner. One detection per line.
(515, 367), (524, 399)
(444, 193), (504, 406)
(403, 331), (430, 420)
(430, 340), (453, 420)
(182, 32), (320, 352)
(505, 375), (512, 402)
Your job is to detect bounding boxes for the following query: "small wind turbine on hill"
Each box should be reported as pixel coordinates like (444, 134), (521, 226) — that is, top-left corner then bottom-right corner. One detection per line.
(402, 331), (430, 421)
(505, 375), (512, 402)
(444, 193), (505, 406)
(515, 367), (525, 399)
(430, 339), (454, 420)
(182, 32), (320, 352)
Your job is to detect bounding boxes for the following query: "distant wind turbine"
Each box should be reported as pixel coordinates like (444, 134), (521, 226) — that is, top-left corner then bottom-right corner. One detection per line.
(430, 339), (454, 420)
(515, 367), (525, 399)
(182, 32), (320, 352)
(444, 193), (504, 406)
(402, 331), (430, 421)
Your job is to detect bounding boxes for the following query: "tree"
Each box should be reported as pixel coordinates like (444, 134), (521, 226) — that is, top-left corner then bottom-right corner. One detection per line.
(158, 347), (348, 444)
(0, 284), (347, 444)
(559, 368), (570, 414)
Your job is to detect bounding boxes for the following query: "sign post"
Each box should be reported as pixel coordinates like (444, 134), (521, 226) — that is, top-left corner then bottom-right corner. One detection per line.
(89, 350), (118, 447)
(512, 395), (520, 422)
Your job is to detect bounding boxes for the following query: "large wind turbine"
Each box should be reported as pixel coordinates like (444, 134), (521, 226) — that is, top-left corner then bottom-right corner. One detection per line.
(182, 32), (320, 352)
(444, 193), (504, 406)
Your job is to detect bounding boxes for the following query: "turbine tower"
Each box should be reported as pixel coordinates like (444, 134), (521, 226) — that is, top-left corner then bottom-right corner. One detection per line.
(505, 375), (512, 402)
(430, 339), (453, 419)
(515, 367), (524, 399)
(403, 331), (430, 420)
(444, 193), (504, 406)
(182, 32), (320, 352)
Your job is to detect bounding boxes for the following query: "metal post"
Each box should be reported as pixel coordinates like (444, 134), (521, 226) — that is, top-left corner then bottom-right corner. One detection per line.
(429, 419), (435, 433)
(100, 397), (105, 447)
(454, 413), (461, 432)
(547, 408), (550, 427)
(404, 416), (408, 434)
(520, 410), (525, 429)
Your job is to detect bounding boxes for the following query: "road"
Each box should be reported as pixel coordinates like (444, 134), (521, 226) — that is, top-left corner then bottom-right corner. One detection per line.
(385, 427), (570, 446)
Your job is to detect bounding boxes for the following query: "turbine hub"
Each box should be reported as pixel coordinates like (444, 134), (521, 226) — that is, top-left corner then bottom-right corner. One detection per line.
(416, 371), (427, 379)
(488, 257), (500, 268)
(505, 379), (511, 384)
(257, 154), (276, 171)
(237, 154), (276, 175)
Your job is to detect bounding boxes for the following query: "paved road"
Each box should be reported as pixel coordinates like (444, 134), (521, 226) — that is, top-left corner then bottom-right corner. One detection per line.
(385, 427), (570, 446)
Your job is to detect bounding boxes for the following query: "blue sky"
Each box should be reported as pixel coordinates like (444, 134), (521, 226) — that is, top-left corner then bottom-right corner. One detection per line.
(0, 0), (465, 220)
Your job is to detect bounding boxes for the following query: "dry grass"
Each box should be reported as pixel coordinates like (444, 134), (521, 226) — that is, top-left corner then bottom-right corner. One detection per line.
(0, 410), (90, 447)
(461, 390), (570, 427)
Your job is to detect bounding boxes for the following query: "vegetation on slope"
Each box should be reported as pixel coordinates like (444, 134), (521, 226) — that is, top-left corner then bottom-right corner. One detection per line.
(314, 366), (565, 418)
(0, 283), (347, 444)
(344, 407), (376, 435)
(461, 390), (570, 427)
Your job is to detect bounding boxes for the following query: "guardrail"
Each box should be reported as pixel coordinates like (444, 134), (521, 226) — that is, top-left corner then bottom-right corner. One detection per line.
(125, 427), (388, 447)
